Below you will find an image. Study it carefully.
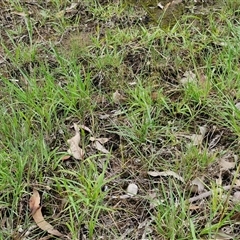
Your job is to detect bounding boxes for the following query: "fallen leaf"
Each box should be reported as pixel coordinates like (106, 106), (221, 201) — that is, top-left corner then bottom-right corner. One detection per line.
(79, 124), (93, 134)
(148, 189), (163, 208)
(172, 0), (183, 4)
(99, 114), (110, 119)
(66, 2), (79, 12)
(67, 123), (84, 160)
(189, 134), (204, 146)
(29, 189), (64, 238)
(92, 140), (110, 154)
(219, 158), (235, 170)
(62, 155), (71, 161)
(215, 172), (222, 186)
(148, 170), (185, 183)
(232, 191), (240, 203)
(90, 137), (109, 144)
(180, 70), (197, 85)
(231, 212), (240, 221)
(177, 125), (207, 146)
(12, 11), (28, 17)
(189, 177), (205, 194)
(213, 229), (235, 239)
(112, 90), (126, 104)
(29, 189), (41, 215)
(127, 183), (138, 196)
(208, 132), (223, 149)
(189, 204), (201, 210)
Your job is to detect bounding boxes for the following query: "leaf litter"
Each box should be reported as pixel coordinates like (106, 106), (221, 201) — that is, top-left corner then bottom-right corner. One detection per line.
(65, 123), (110, 159)
(67, 123), (84, 160)
(29, 189), (66, 239)
(148, 170), (185, 183)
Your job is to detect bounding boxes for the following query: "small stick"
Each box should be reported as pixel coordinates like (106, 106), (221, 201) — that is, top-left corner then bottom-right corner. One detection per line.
(188, 185), (235, 203)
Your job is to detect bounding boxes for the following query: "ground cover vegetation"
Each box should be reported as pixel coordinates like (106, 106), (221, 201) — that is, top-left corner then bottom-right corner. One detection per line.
(1, 0), (240, 239)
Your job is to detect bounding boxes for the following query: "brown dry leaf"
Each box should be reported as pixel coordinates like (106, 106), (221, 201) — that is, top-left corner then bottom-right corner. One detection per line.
(148, 189), (163, 208)
(189, 204), (201, 210)
(219, 158), (235, 170)
(92, 141), (110, 154)
(148, 170), (185, 183)
(213, 230), (235, 239)
(29, 190), (64, 238)
(62, 155), (71, 161)
(190, 126), (207, 145)
(231, 212), (240, 221)
(112, 90), (126, 104)
(180, 70), (197, 85)
(215, 172), (223, 186)
(90, 137), (109, 144)
(177, 125), (207, 146)
(29, 189), (41, 215)
(189, 134), (204, 146)
(79, 124), (93, 134)
(12, 11), (28, 17)
(189, 177), (205, 194)
(232, 191), (240, 203)
(66, 2), (79, 12)
(67, 123), (84, 160)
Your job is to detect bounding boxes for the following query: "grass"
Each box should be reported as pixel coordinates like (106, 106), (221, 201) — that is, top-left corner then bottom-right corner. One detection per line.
(1, 0), (240, 239)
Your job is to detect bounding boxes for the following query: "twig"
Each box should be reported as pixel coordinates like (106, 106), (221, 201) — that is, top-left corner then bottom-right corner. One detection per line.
(188, 185), (237, 203)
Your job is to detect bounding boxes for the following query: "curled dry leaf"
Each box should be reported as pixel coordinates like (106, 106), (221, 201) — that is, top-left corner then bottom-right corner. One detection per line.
(29, 189), (64, 238)
(62, 155), (71, 161)
(92, 140), (110, 154)
(67, 123), (84, 160)
(29, 189), (41, 215)
(148, 170), (185, 183)
(90, 137), (110, 153)
(189, 126), (207, 146)
(79, 124), (93, 134)
(90, 137), (109, 144)
(189, 177), (205, 194)
(219, 158), (235, 170)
